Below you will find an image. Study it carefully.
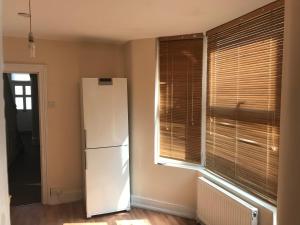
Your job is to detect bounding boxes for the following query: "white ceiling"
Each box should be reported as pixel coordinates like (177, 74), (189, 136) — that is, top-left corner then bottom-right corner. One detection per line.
(3, 0), (275, 43)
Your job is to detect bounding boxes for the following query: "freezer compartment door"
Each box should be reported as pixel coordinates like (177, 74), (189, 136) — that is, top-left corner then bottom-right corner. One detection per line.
(85, 146), (130, 218)
(81, 78), (129, 148)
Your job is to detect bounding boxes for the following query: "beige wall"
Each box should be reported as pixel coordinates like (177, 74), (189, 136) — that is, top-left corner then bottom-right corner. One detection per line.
(3, 36), (125, 204)
(277, 0), (300, 224)
(3, 36), (197, 212)
(79, 42), (125, 77)
(0, 78), (10, 225)
(0, 0), (10, 225)
(0, 64), (11, 225)
(125, 39), (198, 215)
(0, 1), (11, 224)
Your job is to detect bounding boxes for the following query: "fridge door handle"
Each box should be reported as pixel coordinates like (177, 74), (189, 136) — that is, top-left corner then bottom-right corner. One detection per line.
(84, 151), (88, 170)
(83, 129), (87, 149)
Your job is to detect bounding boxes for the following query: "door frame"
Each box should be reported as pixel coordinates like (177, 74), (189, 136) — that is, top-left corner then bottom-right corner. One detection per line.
(4, 63), (48, 204)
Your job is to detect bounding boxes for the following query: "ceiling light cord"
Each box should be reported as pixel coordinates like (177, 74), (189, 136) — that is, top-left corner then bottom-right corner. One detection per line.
(29, 0), (32, 33)
(27, 0), (36, 58)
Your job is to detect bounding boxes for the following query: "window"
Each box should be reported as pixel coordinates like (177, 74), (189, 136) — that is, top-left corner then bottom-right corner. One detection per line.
(11, 73), (31, 81)
(206, 1), (284, 203)
(159, 34), (203, 164)
(12, 74), (32, 111)
(157, 0), (283, 204)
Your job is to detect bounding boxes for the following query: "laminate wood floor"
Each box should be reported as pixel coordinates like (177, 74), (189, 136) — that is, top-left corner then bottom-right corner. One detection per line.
(11, 201), (197, 225)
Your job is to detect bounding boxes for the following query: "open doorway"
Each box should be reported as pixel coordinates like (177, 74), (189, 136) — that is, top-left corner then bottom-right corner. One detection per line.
(3, 73), (41, 206)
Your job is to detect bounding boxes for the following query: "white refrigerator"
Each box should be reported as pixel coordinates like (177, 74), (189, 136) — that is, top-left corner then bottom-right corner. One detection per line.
(80, 78), (130, 218)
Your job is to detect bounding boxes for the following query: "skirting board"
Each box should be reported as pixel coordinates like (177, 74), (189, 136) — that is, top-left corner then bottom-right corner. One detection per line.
(47, 188), (83, 205)
(131, 195), (196, 219)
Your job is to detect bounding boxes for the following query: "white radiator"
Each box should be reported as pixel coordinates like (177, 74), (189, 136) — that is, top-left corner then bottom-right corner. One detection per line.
(197, 177), (258, 225)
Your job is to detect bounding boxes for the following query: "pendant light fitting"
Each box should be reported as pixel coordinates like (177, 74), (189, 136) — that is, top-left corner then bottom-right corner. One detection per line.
(18, 0), (36, 58)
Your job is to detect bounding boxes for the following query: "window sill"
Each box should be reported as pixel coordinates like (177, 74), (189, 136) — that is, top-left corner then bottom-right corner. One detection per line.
(155, 157), (203, 171)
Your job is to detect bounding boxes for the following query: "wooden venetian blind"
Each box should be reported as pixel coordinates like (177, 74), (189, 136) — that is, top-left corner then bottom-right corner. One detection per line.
(159, 34), (203, 164)
(206, 0), (284, 203)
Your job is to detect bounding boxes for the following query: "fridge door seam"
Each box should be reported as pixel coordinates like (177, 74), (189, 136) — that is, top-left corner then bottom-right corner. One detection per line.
(86, 145), (129, 150)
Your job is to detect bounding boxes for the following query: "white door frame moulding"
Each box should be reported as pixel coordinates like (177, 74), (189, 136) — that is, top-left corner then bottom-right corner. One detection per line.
(4, 63), (48, 204)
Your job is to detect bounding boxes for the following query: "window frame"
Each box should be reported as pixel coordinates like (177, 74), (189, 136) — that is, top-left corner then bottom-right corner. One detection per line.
(155, 0), (283, 206)
(155, 35), (207, 168)
(205, 3), (283, 204)
(155, 3), (282, 207)
(12, 81), (32, 111)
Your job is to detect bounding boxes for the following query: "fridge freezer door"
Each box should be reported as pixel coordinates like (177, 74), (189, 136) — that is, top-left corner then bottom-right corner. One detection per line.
(85, 146), (130, 218)
(81, 78), (129, 148)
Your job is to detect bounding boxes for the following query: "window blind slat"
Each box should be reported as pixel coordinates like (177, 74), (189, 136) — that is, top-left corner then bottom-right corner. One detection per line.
(159, 37), (203, 163)
(206, 1), (284, 203)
